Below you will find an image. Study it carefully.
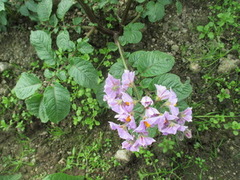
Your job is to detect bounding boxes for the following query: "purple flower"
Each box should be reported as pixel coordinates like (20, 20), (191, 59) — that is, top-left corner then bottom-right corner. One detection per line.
(179, 108), (192, 122)
(122, 140), (140, 152)
(134, 116), (160, 133)
(122, 70), (135, 90)
(107, 92), (134, 114)
(184, 129), (192, 138)
(164, 89), (178, 107)
(135, 135), (156, 147)
(115, 112), (136, 129)
(121, 92), (134, 113)
(155, 85), (171, 101)
(161, 122), (181, 135)
(104, 74), (121, 99)
(141, 96), (153, 108)
(145, 107), (160, 118)
(109, 122), (134, 140)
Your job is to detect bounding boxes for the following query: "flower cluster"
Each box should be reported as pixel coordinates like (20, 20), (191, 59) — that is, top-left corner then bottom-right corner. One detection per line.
(104, 70), (192, 152)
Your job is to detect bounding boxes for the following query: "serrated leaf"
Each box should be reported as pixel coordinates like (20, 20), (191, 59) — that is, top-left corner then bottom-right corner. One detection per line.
(37, 0), (52, 21)
(109, 61), (125, 79)
(25, 93), (43, 117)
(13, 72), (42, 100)
(30, 30), (55, 65)
(42, 83), (70, 123)
(56, 30), (75, 51)
(0, 174), (22, 180)
(151, 73), (192, 101)
(68, 58), (98, 89)
(43, 173), (85, 180)
(131, 51), (175, 77)
(119, 23), (144, 44)
(57, 0), (75, 19)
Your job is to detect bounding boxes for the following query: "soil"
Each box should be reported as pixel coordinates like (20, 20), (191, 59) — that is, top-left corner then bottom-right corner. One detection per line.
(0, 1), (240, 180)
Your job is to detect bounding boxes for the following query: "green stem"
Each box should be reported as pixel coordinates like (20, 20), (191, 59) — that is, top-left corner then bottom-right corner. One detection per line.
(114, 35), (141, 100)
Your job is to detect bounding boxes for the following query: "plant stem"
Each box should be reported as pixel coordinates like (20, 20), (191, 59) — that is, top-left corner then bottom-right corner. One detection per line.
(76, 0), (117, 36)
(85, 27), (96, 38)
(114, 36), (128, 70)
(121, 0), (134, 26)
(114, 35), (141, 100)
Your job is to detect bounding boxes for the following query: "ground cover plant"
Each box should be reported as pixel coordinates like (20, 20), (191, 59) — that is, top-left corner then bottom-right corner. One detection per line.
(0, 0), (239, 179)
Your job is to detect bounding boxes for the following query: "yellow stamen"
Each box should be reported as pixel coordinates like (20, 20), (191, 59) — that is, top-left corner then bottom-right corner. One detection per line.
(144, 121), (151, 128)
(125, 102), (131, 106)
(126, 116), (131, 122)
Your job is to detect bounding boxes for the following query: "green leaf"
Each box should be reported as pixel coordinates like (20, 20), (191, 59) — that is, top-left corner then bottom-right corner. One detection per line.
(77, 41), (93, 54)
(49, 14), (58, 27)
(148, 126), (158, 138)
(136, 0), (145, 3)
(44, 69), (54, 78)
(207, 32), (214, 39)
(107, 42), (118, 51)
(39, 99), (49, 123)
(57, 70), (67, 81)
(26, 0), (38, 12)
(57, 0), (75, 19)
(128, 50), (146, 67)
(0, 11), (7, 25)
(30, 30), (55, 65)
(19, 5), (30, 16)
(177, 100), (189, 111)
(151, 73), (192, 101)
(119, 23), (144, 44)
(131, 51), (175, 77)
(94, 82), (107, 107)
(68, 57), (98, 89)
(109, 61), (125, 79)
(13, 72), (42, 100)
(72, 17), (82, 25)
(158, 0), (172, 5)
(25, 93), (43, 117)
(43, 173), (85, 180)
(145, 1), (165, 22)
(37, 0), (52, 21)
(0, 174), (22, 180)
(140, 78), (152, 89)
(56, 30), (75, 51)
(0, 1), (5, 11)
(176, 1), (182, 15)
(42, 83), (70, 123)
